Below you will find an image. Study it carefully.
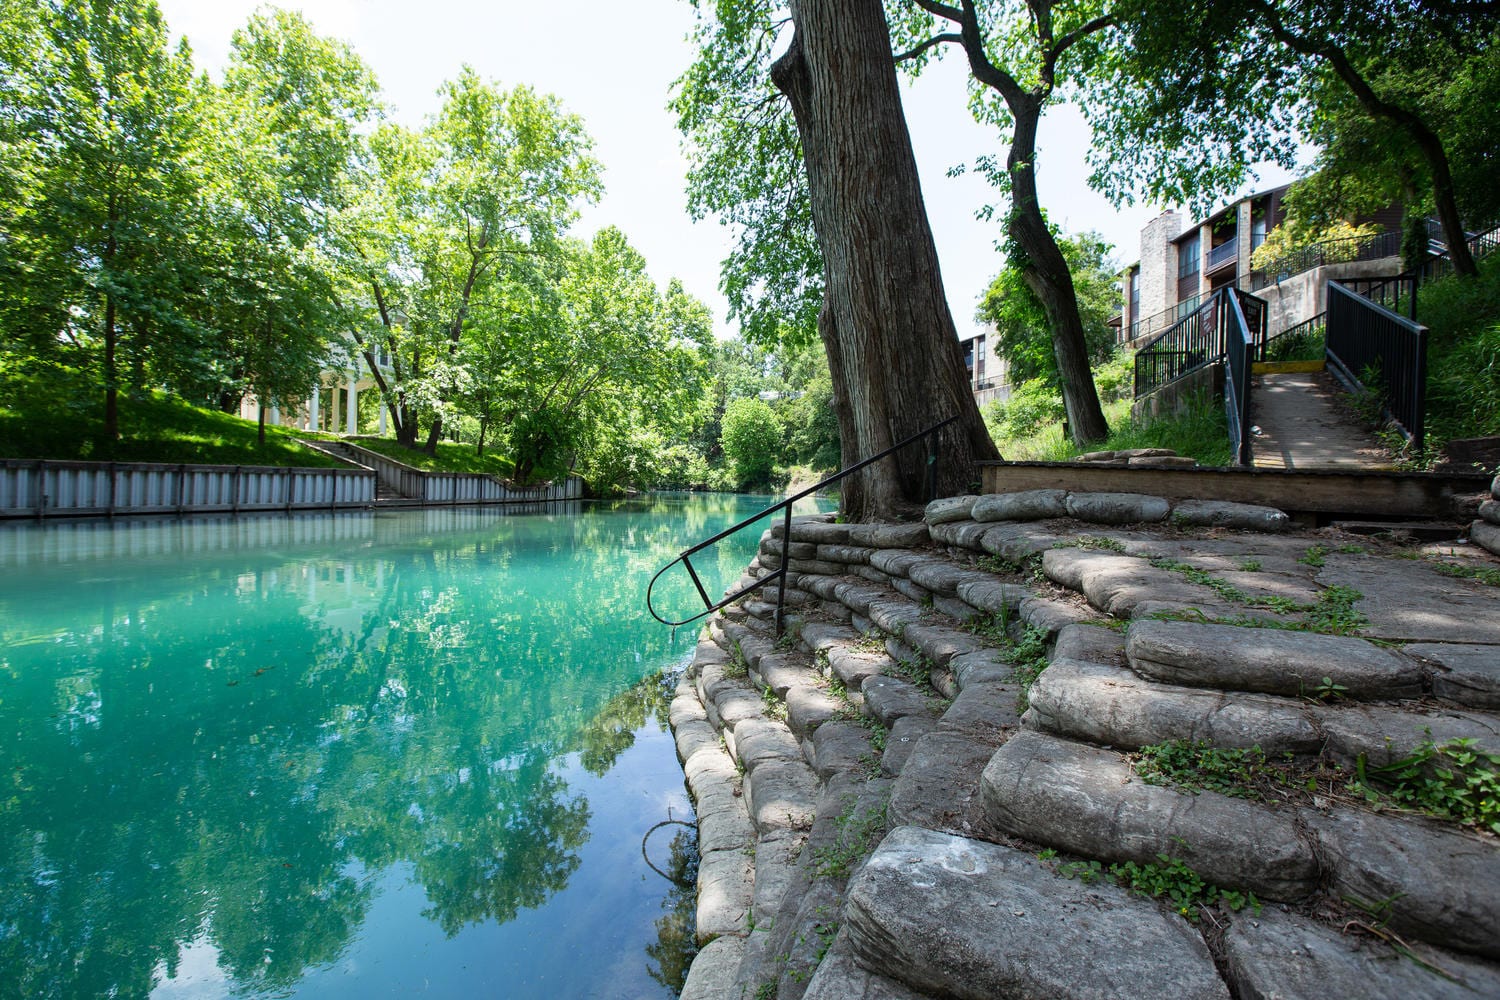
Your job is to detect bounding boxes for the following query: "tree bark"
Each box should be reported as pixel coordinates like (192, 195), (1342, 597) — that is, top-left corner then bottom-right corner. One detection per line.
(1006, 100), (1110, 443)
(771, 0), (998, 522)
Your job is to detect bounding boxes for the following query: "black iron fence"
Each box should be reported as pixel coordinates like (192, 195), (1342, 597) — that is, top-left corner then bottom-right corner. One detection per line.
(1223, 293), (1254, 466)
(1326, 282), (1428, 451)
(1262, 310), (1327, 361)
(646, 416), (959, 634)
(1133, 286), (1267, 400)
(1248, 230), (1402, 290)
(1335, 274), (1418, 320)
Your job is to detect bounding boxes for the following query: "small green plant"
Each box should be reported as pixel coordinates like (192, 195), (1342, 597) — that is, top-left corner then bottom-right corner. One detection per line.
(813, 798), (888, 879)
(965, 605), (1013, 643)
(997, 624), (1051, 710)
(1429, 560), (1500, 588)
(1045, 851), (1259, 921)
(1237, 559), (1262, 572)
(1336, 544), (1367, 555)
(1133, 740), (1292, 800)
(1303, 586), (1367, 635)
(753, 982), (778, 1000)
(1310, 675), (1350, 702)
(1150, 557), (1251, 604)
(1298, 545), (1329, 568)
(1349, 738), (1500, 834)
(762, 685), (787, 722)
(1058, 534), (1127, 553)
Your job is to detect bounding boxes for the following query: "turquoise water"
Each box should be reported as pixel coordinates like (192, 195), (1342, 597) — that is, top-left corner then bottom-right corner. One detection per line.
(0, 494), (819, 999)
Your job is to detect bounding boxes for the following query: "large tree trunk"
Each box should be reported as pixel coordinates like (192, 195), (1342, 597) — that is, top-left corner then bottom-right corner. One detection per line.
(771, 0), (998, 522)
(1006, 101), (1110, 443)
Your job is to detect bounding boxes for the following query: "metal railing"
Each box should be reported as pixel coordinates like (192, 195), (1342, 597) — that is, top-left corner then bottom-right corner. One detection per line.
(1325, 282), (1428, 451)
(646, 415), (959, 635)
(1133, 286), (1267, 400)
(1223, 292), (1254, 466)
(1262, 310), (1327, 361)
(1120, 294), (1201, 345)
(1249, 230), (1403, 290)
(1335, 274), (1418, 320)
(1207, 235), (1239, 271)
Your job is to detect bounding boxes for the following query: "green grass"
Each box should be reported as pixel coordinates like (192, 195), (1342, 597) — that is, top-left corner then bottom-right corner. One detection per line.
(351, 437), (515, 478)
(0, 365), (342, 468)
(992, 392), (1234, 467)
(1418, 255), (1500, 462)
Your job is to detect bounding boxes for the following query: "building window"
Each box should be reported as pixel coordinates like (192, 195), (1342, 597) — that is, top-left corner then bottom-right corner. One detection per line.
(977, 340), (985, 361)
(1178, 234), (1201, 278)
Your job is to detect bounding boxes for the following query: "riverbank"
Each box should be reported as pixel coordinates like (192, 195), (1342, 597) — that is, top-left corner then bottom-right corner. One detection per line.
(670, 482), (1500, 998)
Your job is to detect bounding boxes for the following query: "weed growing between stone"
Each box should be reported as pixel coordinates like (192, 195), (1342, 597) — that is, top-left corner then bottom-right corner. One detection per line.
(725, 641), (749, 679)
(1038, 849), (1259, 921)
(1429, 560), (1500, 588)
(1146, 583), (1369, 637)
(1056, 535), (1127, 553)
(813, 798), (888, 880)
(1132, 740), (1296, 800)
(762, 685), (787, 722)
(1298, 544), (1329, 567)
(1350, 738), (1500, 834)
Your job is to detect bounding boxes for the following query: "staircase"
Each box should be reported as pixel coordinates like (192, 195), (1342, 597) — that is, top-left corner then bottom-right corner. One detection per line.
(673, 493), (1500, 1000)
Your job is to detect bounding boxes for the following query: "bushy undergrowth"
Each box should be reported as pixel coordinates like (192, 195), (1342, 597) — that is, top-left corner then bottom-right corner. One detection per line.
(989, 387), (1234, 469)
(1418, 256), (1500, 457)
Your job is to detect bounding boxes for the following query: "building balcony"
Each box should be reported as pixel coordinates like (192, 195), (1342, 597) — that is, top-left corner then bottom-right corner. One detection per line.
(1206, 235), (1239, 274)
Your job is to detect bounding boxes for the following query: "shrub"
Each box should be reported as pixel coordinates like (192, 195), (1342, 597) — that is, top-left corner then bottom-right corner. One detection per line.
(720, 396), (784, 488)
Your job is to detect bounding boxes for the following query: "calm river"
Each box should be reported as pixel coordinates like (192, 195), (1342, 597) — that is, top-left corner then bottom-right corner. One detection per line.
(0, 493), (822, 999)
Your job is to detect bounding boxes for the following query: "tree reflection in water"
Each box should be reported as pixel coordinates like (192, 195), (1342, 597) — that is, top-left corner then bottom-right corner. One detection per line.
(0, 495), (815, 998)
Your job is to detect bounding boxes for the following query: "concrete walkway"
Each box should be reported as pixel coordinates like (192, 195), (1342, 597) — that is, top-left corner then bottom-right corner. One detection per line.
(1249, 369), (1392, 470)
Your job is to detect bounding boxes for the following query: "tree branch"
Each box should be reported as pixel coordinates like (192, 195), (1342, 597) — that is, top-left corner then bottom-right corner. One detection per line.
(893, 33), (963, 63)
(911, 0), (964, 23)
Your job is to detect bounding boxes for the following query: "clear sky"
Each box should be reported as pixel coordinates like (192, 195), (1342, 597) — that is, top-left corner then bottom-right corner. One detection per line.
(156, 0), (1300, 340)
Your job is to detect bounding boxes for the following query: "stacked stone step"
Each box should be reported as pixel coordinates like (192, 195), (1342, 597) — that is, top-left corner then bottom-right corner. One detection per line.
(675, 489), (1500, 999)
(1473, 474), (1500, 557)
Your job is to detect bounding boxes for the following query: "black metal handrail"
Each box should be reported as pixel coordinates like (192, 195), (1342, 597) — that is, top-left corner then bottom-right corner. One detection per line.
(1133, 286), (1267, 400)
(1325, 282), (1428, 451)
(1223, 291), (1254, 466)
(1248, 230), (1403, 290)
(1261, 310), (1326, 361)
(1335, 274), (1418, 320)
(646, 415), (960, 634)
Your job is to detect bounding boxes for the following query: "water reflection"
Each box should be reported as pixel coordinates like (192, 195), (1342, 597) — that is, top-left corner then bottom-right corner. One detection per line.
(0, 494), (818, 998)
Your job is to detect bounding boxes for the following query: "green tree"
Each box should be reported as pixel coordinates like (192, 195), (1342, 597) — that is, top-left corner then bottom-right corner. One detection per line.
(680, 0), (1000, 520)
(1090, 1), (1498, 277)
(4, 0), (205, 444)
(344, 71), (602, 452)
(198, 9), (379, 441)
(978, 229), (1118, 392)
(720, 395), (783, 487)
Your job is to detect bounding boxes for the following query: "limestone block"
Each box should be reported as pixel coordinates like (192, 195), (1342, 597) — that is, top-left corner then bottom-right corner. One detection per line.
(891, 578), (929, 603)
(924, 495), (978, 524)
(1406, 642), (1500, 708)
(1065, 491), (1171, 525)
(732, 716), (805, 772)
(828, 647), (891, 690)
(843, 827), (1231, 1000)
(1053, 623), (1125, 666)
(862, 675), (939, 727)
(906, 557), (979, 595)
(938, 681), (1021, 738)
(756, 653), (819, 698)
(802, 930), (933, 1000)
(1018, 595), (1098, 635)
(1316, 704), (1500, 769)
(881, 716), (936, 776)
(1125, 620), (1424, 700)
(695, 847), (754, 942)
(867, 598), (924, 636)
(955, 578), (1028, 616)
(887, 731), (1003, 839)
(948, 648), (1015, 689)
(928, 520), (993, 549)
(785, 684), (841, 738)
(745, 759), (820, 833)
(971, 489), (1068, 522)
(869, 549), (926, 576)
(1170, 498), (1290, 532)
(1304, 807), (1500, 959)
(799, 621), (857, 654)
(848, 523), (930, 548)
(1472, 519), (1500, 557)
(1025, 657), (1321, 752)
(902, 622), (985, 667)
(787, 520), (853, 545)
(982, 730), (1317, 900)
(979, 521), (1065, 561)
(1222, 906), (1500, 1000)
(818, 543), (875, 564)
(810, 720), (877, 779)
(679, 935), (747, 1000)
(674, 718), (720, 765)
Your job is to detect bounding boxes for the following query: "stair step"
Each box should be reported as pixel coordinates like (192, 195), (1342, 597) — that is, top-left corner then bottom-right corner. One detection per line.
(842, 826), (1231, 1000)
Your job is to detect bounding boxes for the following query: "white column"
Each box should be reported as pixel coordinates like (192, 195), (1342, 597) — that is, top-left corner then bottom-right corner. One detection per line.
(309, 385), (321, 431)
(346, 375), (358, 435)
(377, 403), (387, 435)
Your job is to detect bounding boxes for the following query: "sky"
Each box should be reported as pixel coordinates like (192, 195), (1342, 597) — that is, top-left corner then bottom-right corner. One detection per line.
(155, 0), (1301, 341)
